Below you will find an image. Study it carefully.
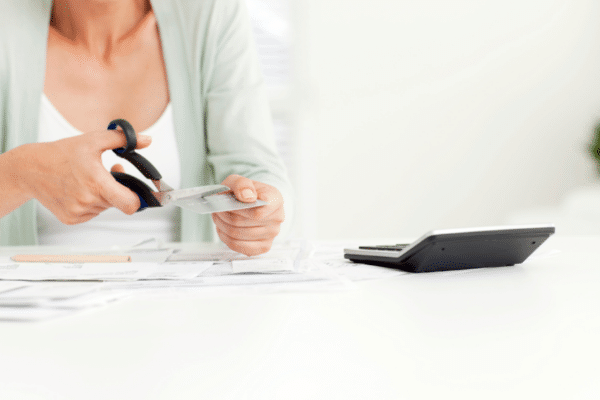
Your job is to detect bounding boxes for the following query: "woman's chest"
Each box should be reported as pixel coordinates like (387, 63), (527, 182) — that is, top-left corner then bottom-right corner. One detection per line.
(43, 30), (170, 134)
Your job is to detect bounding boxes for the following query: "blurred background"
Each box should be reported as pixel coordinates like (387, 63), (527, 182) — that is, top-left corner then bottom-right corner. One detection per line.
(247, 0), (600, 240)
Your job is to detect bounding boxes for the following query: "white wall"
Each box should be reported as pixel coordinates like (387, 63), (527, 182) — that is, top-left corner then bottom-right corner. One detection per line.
(291, 0), (600, 240)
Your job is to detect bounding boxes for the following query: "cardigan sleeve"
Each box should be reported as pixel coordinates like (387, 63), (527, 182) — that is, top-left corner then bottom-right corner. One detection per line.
(202, 0), (295, 239)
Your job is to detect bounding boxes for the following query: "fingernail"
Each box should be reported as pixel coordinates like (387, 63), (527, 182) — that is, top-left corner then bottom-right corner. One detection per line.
(140, 134), (152, 141)
(242, 188), (255, 200)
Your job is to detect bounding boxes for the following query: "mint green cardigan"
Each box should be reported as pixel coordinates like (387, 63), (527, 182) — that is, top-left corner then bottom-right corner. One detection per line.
(0, 0), (293, 245)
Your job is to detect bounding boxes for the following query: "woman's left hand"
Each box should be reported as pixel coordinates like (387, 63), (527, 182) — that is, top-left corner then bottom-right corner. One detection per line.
(212, 175), (285, 256)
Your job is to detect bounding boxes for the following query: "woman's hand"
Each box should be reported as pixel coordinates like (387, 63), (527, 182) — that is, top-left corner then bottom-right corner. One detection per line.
(16, 130), (151, 225)
(212, 174), (285, 256)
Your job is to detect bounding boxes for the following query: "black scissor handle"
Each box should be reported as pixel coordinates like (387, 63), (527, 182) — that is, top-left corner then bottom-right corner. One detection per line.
(107, 119), (137, 155)
(107, 119), (162, 181)
(111, 172), (161, 212)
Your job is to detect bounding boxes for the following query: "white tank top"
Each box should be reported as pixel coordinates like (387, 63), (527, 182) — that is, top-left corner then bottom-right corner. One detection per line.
(36, 93), (181, 246)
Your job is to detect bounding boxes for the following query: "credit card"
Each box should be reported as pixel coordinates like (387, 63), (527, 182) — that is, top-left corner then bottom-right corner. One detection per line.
(171, 192), (267, 214)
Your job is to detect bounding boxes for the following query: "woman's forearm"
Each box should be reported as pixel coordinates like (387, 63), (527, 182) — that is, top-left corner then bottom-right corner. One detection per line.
(0, 145), (33, 218)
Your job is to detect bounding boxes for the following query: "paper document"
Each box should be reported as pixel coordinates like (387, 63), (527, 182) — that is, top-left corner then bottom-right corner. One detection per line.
(168, 244), (301, 270)
(0, 261), (214, 281)
(0, 240), (408, 322)
(0, 282), (102, 307)
(306, 241), (408, 281)
(0, 307), (71, 322)
(232, 258), (294, 274)
(0, 281), (29, 294)
(0, 282), (101, 299)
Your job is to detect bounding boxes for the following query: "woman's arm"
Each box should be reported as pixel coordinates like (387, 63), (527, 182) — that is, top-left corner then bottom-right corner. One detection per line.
(0, 130), (152, 223)
(0, 145), (34, 218)
(203, 0), (294, 255)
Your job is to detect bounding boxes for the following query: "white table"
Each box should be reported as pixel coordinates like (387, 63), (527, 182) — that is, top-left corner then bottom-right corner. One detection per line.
(0, 235), (598, 399)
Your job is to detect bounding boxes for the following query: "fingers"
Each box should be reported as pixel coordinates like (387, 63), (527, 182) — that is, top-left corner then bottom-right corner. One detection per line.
(87, 129), (152, 153)
(111, 164), (126, 174)
(216, 227), (275, 257)
(214, 182), (284, 227)
(25, 129), (150, 225)
(212, 176), (286, 257)
(222, 174), (257, 203)
(212, 206), (283, 256)
(135, 134), (152, 149)
(213, 204), (284, 228)
(97, 172), (141, 215)
(47, 195), (109, 225)
(87, 129), (152, 215)
(213, 212), (282, 240)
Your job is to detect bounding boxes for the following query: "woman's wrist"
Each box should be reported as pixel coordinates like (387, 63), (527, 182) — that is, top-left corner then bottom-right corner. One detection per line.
(0, 144), (37, 214)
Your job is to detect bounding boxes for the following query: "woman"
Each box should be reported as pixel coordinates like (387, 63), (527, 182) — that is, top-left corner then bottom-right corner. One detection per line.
(0, 0), (292, 256)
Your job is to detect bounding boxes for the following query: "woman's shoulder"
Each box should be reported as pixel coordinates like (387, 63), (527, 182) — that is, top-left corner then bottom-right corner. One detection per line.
(173, 0), (246, 12)
(0, 0), (51, 37)
(161, 0), (248, 26)
(0, 0), (52, 77)
(156, 0), (251, 47)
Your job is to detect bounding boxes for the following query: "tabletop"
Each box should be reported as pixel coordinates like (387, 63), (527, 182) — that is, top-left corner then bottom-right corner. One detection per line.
(0, 235), (598, 399)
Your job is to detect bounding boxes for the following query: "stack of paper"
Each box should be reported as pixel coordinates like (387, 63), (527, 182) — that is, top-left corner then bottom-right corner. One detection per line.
(0, 281), (128, 322)
(0, 240), (404, 322)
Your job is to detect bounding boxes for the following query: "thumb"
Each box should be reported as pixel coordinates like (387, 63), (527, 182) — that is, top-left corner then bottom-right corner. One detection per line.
(222, 174), (257, 203)
(99, 172), (142, 215)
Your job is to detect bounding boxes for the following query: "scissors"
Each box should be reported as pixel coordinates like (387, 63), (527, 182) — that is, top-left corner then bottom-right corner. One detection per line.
(107, 119), (266, 213)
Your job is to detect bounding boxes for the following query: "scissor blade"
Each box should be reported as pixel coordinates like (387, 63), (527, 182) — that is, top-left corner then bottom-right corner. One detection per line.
(171, 192), (267, 214)
(153, 179), (174, 193)
(159, 185), (230, 205)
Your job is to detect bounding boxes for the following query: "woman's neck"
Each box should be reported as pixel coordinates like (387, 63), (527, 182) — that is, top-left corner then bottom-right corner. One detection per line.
(50, 0), (153, 61)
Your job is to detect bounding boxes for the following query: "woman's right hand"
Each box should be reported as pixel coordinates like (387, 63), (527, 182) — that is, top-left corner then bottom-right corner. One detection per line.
(15, 129), (152, 225)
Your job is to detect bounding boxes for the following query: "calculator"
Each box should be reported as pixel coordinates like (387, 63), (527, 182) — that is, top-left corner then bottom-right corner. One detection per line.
(343, 224), (555, 273)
